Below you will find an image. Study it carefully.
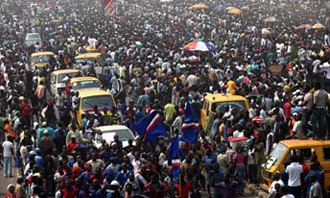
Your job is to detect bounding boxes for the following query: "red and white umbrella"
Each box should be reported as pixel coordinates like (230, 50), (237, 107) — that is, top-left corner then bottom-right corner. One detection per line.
(183, 41), (215, 52)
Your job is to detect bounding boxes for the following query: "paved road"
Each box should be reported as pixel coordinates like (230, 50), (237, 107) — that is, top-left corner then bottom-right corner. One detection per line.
(0, 166), (17, 196)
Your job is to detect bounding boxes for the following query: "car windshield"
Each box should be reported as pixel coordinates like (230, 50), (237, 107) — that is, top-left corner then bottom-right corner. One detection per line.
(72, 80), (100, 90)
(213, 101), (246, 113)
(95, 129), (134, 143)
(82, 95), (114, 110)
(57, 72), (80, 83)
(269, 143), (288, 165)
(28, 34), (41, 39)
(31, 55), (51, 64)
(76, 58), (96, 65)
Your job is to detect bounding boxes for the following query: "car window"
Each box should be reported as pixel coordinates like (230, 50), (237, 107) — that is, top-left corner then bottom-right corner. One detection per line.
(269, 143), (288, 165)
(57, 72), (80, 83)
(72, 80), (100, 90)
(214, 101), (246, 113)
(96, 129), (134, 143)
(285, 148), (313, 163)
(27, 34), (41, 39)
(31, 55), (51, 64)
(323, 147), (330, 160)
(76, 58), (95, 65)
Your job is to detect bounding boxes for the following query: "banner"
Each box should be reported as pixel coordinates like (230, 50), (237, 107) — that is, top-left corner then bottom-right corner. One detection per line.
(104, 0), (116, 16)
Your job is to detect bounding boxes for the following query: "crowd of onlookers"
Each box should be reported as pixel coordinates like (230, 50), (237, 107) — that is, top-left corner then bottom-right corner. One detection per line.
(0, 0), (330, 197)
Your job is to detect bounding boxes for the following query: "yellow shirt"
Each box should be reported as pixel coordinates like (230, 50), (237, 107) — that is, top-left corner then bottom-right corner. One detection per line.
(164, 103), (176, 122)
(226, 80), (236, 95)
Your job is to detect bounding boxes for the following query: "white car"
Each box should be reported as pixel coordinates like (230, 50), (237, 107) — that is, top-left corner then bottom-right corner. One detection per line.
(25, 33), (42, 47)
(93, 125), (136, 148)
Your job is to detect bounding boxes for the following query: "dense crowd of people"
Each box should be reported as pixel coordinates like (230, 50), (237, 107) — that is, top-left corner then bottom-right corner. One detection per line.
(0, 0), (330, 197)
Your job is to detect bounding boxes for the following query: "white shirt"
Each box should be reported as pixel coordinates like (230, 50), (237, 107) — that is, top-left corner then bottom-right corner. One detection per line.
(233, 131), (244, 138)
(309, 181), (323, 198)
(268, 179), (284, 194)
(54, 93), (64, 107)
(286, 162), (303, 187)
(2, 141), (13, 157)
(72, 96), (79, 109)
(132, 159), (141, 173)
(95, 65), (102, 75)
(281, 195), (295, 198)
(293, 121), (303, 138)
(186, 74), (198, 87)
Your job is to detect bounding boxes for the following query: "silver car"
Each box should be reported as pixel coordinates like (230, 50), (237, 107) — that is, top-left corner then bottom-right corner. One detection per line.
(25, 33), (42, 47)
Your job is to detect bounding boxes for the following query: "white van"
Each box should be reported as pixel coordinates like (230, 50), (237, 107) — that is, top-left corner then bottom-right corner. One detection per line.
(50, 69), (82, 96)
(25, 33), (42, 47)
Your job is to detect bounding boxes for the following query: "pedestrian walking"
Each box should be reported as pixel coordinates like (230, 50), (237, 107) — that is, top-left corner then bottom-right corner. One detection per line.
(2, 136), (14, 178)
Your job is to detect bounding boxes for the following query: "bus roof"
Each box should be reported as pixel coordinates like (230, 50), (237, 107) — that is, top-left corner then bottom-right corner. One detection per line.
(31, 51), (54, 57)
(280, 139), (330, 148)
(78, 89), (112, 98)
(204, 94), (248, 102)
(51, 69), (81, 75)
(70, 76), (99, 83)
(75, 53), (102, 59)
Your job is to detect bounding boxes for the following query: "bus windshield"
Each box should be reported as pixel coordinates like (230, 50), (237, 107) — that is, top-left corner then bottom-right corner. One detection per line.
(82, 95), (114, 110)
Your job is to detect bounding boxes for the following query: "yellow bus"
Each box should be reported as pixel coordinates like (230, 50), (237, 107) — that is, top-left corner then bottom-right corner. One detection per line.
(70, 76), (101, 92)
(75, 53), (105, 67)
(262, 139), (330, 190)
(201, 94), (250, 132)
(30, 51), (55, 69)
(76, 90), (116, 126)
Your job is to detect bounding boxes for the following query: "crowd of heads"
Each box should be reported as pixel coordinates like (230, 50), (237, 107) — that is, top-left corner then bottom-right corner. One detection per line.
(0, 0), (330, 197)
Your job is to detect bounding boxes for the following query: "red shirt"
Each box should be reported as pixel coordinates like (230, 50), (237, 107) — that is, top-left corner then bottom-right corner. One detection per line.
(61, 187), (78, 198)
(67, 141), (79, 154)
(234, 153), (245, 165)
(283, 102), (292, 119)
(5, 192), (16, 198)
(176, 183), (192, 198)
(300, 163), (309, 189)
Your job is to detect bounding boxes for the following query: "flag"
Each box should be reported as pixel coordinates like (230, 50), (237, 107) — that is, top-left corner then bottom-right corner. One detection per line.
(171, 159), (181, 182)
(132, 111), (168, 142)
(181, 102), (199, 143)
(184, 101), (198, 123)
(168, 135), (180, 165)
(181, 122), (199, 143)
(168, 135), (181, 182)
(104, 0), (116, 16)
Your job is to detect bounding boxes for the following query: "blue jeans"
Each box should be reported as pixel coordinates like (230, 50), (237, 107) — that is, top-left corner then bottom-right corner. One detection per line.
(3, 156), (12, 177)
(236, 164), (246, 194)
(311, 108), (327, 138)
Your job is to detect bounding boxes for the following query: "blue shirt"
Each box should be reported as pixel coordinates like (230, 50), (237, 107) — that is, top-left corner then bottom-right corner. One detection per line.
(118, 103), (127, 115)
(34, 155), (44, 171)
(114, 170), (131, 186)
(79, 171), (91, 183)
(202, 155), (217, 172)
(211, 118), (221, 137)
